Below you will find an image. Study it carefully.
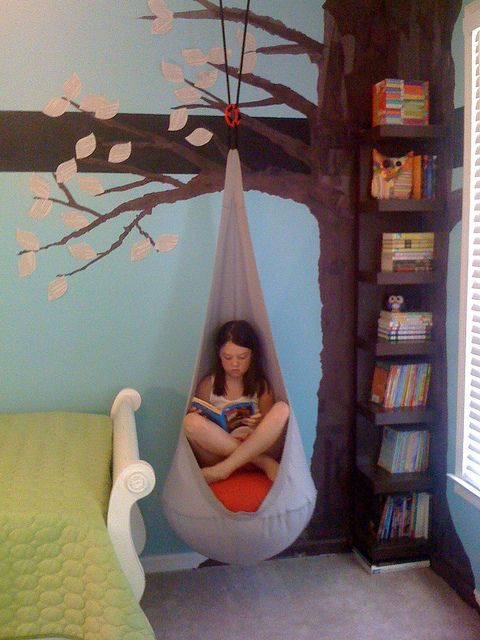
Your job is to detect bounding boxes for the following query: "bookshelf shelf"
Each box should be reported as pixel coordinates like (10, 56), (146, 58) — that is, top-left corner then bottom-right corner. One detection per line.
(358, 270), (440, 285)
(354, 528), (431, 564)
(356, 464), (434, 494)
(356, 401), (436, 425)
(356, 337), (434, 356)
(358, 198), (443, 213)
(358, 124), (447, 142)
(354, 122), (447, 568)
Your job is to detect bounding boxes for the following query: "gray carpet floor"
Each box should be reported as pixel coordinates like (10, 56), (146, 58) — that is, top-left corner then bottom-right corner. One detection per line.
(141, 553), (480, 640)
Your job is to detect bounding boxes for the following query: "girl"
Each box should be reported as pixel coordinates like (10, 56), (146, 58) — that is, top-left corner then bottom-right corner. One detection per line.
(183, 320), (289, 484)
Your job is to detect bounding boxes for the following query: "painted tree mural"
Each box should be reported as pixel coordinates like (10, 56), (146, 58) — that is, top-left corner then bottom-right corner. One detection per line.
(11, 0), (476, 586)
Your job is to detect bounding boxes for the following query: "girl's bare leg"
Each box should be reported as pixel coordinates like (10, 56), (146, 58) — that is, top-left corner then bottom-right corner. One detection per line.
(201, 401), (289, 483)
(183, 412), (239, 466)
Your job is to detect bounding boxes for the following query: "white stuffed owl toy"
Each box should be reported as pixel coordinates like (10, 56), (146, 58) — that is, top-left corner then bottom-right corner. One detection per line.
(386, 294), (405, 312)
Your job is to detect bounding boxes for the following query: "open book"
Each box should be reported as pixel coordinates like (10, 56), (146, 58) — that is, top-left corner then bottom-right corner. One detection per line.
(190, 396), (255, 432)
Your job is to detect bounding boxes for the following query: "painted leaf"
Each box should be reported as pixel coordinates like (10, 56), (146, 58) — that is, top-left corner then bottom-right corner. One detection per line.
(155, 234), (179, 252)
(16, 229), (40, 251)
(95, 100), (120, 120)
(78, 176), (105, 196)
(148, 0), (171, 16)
(55, 158), (77, 184)
(63, 72), (82, 100)
(242, 51), (257, 74)
(18, 252), (36, 278)
(29, 174), (50, 199)
(79, 94), (106, 112)
(185, 128), (213, 147)
(61, 212), (90, 229)
(108, 142), (132, 163)
(174, 86), (201, 105)
(161, 61), (184, 83)
(182, 48), (207, 66)
(208, 47), (230, 64)
(75, 133), (96, 159)
(130, 238), (153, 261)
(152, 15), (173, 35)
(168, 107), (188, 131)
(68, 242), (97, 261)
(48, 276), (68, 301)
(43, 97), (69, 117)
(236, 29), (256, 52)
(28, 199), (52, 219)
(194, 70), (218, 89)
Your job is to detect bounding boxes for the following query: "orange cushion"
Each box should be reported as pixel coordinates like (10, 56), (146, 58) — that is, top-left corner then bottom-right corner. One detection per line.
(210, 470), (273, 512)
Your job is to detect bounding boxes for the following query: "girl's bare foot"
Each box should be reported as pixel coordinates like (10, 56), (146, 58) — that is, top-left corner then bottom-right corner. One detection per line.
(252, 454), (279, 483)
(202, 463), (230, 484)
(202, 453), (279, 485)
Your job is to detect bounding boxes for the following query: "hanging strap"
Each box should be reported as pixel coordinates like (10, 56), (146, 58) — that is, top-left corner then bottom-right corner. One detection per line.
(219, 0), (251, 146)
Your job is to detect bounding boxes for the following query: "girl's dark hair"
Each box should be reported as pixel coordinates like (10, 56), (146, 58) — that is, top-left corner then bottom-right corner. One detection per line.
(213, 320), (269, 398)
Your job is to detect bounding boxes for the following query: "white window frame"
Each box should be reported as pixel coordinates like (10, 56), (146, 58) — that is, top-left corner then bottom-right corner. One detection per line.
(450, 0), (480, 509)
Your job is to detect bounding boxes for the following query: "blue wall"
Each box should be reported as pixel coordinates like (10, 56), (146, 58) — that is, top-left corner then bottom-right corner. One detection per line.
(447, 0), (480, 594)
(0, 1), (323, 556)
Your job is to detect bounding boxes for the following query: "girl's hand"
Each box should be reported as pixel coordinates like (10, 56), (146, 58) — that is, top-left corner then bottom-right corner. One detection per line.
(242, 412), (262, 428)
(187, 405), (203, 415)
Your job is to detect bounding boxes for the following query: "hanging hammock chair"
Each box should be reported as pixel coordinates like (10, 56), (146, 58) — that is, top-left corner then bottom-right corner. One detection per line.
(161, 149), (317, 565)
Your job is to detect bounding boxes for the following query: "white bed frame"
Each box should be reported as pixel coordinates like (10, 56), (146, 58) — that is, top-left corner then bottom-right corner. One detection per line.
(108, 388), (156, 602)
(30, 389), (155, 640)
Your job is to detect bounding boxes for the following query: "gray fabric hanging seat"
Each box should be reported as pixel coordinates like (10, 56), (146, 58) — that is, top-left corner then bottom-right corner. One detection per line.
(162, 150), (317, 566)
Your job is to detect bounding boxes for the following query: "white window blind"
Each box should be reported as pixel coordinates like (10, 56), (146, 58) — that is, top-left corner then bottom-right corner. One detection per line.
(457, 2), (480, 495)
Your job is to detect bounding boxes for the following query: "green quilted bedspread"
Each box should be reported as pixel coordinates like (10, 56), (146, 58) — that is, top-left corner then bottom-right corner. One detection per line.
(0, 412), (155, 640)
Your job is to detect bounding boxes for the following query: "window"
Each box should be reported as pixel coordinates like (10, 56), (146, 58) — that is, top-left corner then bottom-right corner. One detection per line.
(454, 0), (480, 505)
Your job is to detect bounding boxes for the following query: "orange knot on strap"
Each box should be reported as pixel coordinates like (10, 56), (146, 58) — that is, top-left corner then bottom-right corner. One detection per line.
(224, 103), (241, 128)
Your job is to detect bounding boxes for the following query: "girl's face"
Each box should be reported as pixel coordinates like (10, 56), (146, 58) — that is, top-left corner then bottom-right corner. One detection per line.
(219, 341), (252, 379)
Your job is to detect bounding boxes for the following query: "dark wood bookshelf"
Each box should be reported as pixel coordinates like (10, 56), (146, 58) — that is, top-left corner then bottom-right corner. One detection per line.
(354, 121), (447, 570)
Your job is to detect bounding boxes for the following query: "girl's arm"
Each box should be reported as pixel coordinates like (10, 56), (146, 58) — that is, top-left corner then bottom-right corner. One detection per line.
(258, 385), (275, 417)
(241, 384), (274, 428)
(195, 375), (213, 402)
(186, 375), (212, 414)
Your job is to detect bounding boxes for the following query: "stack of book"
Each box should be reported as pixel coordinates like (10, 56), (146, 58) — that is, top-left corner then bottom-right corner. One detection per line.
(372, 79), (429, 126)
(412, 154), (437, 199)
(377, 426), (430, 473)
(377, 310), (433, 342)
(376, 492), (430, 540)
(370, 361), (431, 408)
(381, 232), (434, 272)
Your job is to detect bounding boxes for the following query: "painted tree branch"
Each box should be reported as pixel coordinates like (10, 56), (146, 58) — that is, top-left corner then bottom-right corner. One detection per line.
(185, 96), (282, 110)
(81, 157), (186, 189)
(19, 172), (226, 258)
(55, 181), (103, 217)
(172, 0), (324, 58)
(180, 59), (315, 123)
(60, 208), (153, 278)
(222, 65), (317, 119)
(180, 80), (313, 165)
(239, 113), (312, 168)
(256, 44), (313, 57)
(69, 100), (221, 173)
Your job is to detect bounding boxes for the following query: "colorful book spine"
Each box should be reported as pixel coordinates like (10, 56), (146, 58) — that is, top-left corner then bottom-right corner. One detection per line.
(371, 361), (432, 409)
(372, 79), (429, 127)
(376, 492), (430, 540)
(381, 232), (435, 273)
(377, 427), (430, 473)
